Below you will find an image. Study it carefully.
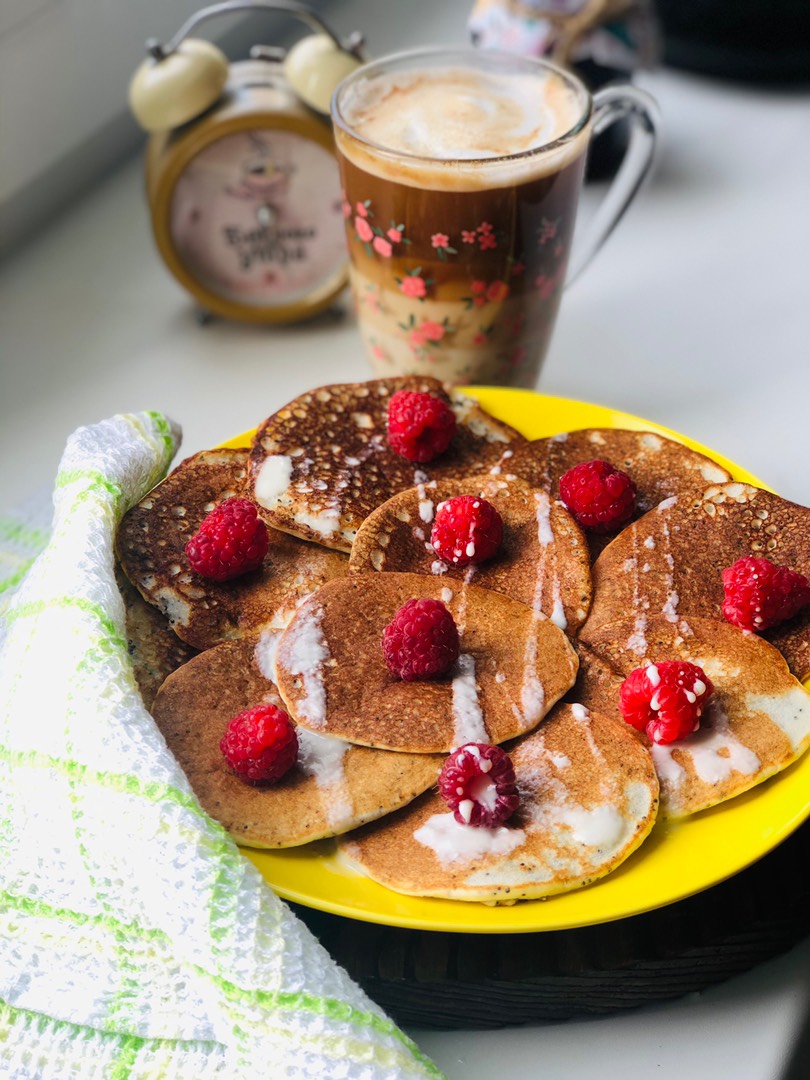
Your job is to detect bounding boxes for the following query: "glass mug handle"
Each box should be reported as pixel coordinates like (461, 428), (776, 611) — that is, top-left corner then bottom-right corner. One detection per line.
(566, 84), (660, 285)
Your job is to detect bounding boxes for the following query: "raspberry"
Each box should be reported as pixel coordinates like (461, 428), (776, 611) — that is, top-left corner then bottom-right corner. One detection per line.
(438, 743), (520, 827)
(619, 660), (715, 745)
(382, 598), (460, 681)
(721, 556), (810, 632)
(220, 703), (298, 784)
(387, 390), (456, 463)
(186, 497), (268, 581)
(559, 459), (637, 533)
(431, 495), (503, 567)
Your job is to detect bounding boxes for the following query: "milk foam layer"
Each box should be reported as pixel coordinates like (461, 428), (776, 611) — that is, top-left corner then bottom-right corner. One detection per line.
(337, 66), (589, 190)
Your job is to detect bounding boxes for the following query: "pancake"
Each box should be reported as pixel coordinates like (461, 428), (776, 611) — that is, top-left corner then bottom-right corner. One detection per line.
(273, 573), (579, 753)
(116, 448), (348, 650)
(116, 565), (197, 709)
(249, 377), (526, 554)
(349, 474), (592, 634)
(150, 634), (442, 848)
(579, 614), (810, 819)
(338, 702), (658, 902)
(564, 641), (625, 716)
(507, 428), (733, 560)
(583, 483), (810, 680)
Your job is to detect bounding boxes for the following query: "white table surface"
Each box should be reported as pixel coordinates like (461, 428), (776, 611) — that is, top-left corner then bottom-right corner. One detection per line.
(2, 3), (810, 1076)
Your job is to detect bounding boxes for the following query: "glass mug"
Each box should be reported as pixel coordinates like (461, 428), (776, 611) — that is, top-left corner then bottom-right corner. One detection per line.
(331, 46), (658, 387)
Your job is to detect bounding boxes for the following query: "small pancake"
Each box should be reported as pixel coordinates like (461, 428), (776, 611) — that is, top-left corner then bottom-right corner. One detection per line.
(273, 573), (579, 753)
(249, 377), (526, 554)
(150, 634), (442, 848)
(116, 565), (197, 709)
(564, 641), (625, 716)
(349, 475), (592, 634)
(508, 428), (733, 559)
(116, 448), (348, 650)
(583, 483), (810, 680)
(579, 614), (810, 819)
(338, 702), (658, 903)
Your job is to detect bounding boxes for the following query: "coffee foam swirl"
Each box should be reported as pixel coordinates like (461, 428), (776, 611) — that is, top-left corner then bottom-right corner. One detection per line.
(337, 66), (589, 191)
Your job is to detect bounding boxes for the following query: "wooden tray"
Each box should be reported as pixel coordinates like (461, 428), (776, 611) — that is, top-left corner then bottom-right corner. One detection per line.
(290, 821), (810, 1029)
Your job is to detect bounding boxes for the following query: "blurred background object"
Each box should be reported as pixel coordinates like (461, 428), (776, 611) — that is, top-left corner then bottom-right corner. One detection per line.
(652, 0), (810, 83)
(467, 0), (660, 179)
(0, 0), (337, 259)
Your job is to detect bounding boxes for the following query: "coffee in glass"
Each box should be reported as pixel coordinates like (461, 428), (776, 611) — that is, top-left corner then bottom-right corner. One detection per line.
(331, 47), (657, 387)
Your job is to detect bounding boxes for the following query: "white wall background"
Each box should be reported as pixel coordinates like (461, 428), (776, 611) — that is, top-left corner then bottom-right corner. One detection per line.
(0, 0), (359, 255)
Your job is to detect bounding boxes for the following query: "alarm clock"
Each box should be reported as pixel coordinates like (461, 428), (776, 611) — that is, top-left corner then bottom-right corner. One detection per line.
(129, 1), (364, 324)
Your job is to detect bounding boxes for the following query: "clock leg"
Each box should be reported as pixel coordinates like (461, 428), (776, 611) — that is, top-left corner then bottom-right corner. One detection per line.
(194, 306), (215, 327)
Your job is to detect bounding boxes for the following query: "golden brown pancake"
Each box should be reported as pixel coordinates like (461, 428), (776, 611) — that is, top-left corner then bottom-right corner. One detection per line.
(116, 565), (197, 709)
(583, 483), (810, 680)
(565, 641), (625, 716)
(116, 448), (348, 650)
(508, 428), (733, 560)
(273, 573), (579, 753)
(150, 634), (441, 848)
(579, 614), (810, 819)
(339, 702), (658, 902)
(349, 474), (592, 634)
(249, 377), (526, 554)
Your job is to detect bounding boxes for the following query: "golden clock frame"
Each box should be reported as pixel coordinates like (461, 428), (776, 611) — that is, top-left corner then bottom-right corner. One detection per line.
(145, 72), (349, 325)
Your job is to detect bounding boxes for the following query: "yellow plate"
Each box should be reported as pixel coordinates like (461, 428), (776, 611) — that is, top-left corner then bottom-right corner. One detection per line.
(224, 387), (810, 933)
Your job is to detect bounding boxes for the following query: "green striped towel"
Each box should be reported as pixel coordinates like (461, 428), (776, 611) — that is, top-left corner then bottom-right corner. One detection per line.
(0, 412), (443, 1080)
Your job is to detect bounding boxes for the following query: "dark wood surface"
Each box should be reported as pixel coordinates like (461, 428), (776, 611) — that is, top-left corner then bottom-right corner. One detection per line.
(291, 821), (810, 1028)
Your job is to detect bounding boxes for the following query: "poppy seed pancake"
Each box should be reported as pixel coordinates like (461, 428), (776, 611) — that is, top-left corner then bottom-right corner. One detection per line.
(580, 614), (810, 819)
(117, 448), (348, 650)
(249, 377), (526, 553)
(349, 474), (592, 633)
(150, 636), (442, 848)
(508, 428), (733, 560)
(583, 483), (810, 680)
(338, 702), (658, 902)
(273, 573), (579, 753)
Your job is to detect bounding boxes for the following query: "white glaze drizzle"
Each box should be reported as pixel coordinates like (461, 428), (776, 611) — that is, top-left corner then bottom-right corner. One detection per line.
(451, 654), (488, 748)
(283, 606), (330, 727)
(296, 729), (353, 826)
(414, 812), (525, 866)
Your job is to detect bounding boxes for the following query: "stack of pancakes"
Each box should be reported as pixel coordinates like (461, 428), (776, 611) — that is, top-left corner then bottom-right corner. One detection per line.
(116, 376), (810, 905)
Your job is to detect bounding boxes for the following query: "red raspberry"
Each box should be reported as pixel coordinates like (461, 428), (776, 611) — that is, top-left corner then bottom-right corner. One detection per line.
(721, 556), (810, 632)
(559, 459), (637, 533)
(186, 497), (268, 582)
(382, 598), (460, 681)
(431, 495), (503, 567)
(619, 660), (715, 745)
(387, 390), (456, 463)
(220, 703), (298, 784)
(438, 743), (520, 827)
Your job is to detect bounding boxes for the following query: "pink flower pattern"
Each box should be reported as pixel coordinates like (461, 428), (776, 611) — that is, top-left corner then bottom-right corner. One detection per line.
(420, 320), (445, 343)
(344, 192), (567, 363)
(355, 216), (373, 243)
(400, 275), (427, 299)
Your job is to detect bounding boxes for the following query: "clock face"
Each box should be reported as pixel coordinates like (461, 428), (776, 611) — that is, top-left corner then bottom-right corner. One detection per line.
(169, 128), (347, 308)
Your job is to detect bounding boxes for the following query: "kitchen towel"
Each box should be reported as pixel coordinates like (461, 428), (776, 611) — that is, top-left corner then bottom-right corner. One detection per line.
(0, 411), (443, 1080)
